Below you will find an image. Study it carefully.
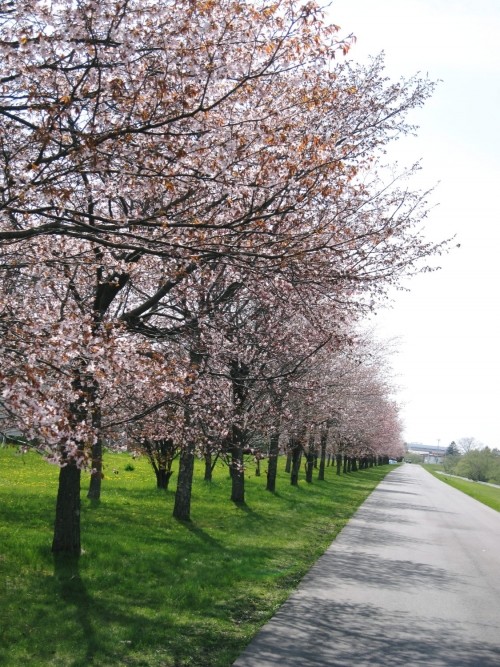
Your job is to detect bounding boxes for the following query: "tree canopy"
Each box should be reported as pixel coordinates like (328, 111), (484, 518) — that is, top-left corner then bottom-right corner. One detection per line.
(0, 0), (446, 551)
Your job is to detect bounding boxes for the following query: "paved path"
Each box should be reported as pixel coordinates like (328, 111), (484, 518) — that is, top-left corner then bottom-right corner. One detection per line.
(233, 464), (500, 666)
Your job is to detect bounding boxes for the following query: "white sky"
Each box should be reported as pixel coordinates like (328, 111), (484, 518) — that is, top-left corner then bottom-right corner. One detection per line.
(332, 0), (500, 449)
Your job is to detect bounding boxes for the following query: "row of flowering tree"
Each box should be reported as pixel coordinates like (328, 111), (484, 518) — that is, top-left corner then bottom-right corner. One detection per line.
(270, 330), (405, 483)
(1, 0), (445, 555)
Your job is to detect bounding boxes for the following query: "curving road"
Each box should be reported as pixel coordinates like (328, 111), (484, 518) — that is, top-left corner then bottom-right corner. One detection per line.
(233, 464), (500, 666)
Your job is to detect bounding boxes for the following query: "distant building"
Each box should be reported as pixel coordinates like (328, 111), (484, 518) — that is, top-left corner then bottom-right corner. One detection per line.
(423, 452), (444, 464)
(406, 443), (446, 464)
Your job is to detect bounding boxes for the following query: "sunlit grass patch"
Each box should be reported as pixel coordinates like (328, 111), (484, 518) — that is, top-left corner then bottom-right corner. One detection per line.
(0, 446), (392, 666)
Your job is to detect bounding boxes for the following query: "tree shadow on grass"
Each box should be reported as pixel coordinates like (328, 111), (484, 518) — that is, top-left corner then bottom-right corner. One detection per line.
(177, 519), (224, 548)
(53, 554), (99, 667)
(232, 501), (257, 513)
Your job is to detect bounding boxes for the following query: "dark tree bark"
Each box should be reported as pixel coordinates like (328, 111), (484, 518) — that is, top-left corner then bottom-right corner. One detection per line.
(290, 437), (302, 486)
(318, 427), (328, 481)
(255, 456), (261, 477)
(173, 441), (195, 520)
(305, 429), (316, 484)
(86, 274), (129, 501)
(86, 374), (103, 501)
(52, 368), (88, 554)
(203, 449), (219, 482)
(229, 359), (249, 504)
(157, 440), (176, 490)
(144, 438), (177, 490)
(351, 457), (358, 472)
(52, 461), (81, 556)
(173, 338), (204, 520)
(266, 430), (280, 492)
(230, 425), (245, 503)
(336, 453), (342, 475)
(87, 436), (103, 500)
(204, 449), (212, 481)
(285, 451), (292, 473)
(155, 461), (174, 490)
(155, 467), (169, 489)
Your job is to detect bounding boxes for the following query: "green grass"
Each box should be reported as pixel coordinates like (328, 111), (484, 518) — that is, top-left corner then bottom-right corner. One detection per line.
(423, 465), (500, 512)
(0, 446), (393, 667)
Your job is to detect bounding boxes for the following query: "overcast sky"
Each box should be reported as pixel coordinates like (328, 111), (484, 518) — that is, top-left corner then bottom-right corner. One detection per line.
(332, 0), (500, 449)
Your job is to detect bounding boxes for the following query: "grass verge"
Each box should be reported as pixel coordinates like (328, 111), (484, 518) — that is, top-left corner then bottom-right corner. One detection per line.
(423, 465), (500, 512)
(1, 446), (392, 667)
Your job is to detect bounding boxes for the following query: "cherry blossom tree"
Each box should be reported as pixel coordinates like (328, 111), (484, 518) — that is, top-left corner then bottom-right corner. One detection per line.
(276, 328), (405, 480)
(1, 0), (446, 553)
(327, 338), (405, 467)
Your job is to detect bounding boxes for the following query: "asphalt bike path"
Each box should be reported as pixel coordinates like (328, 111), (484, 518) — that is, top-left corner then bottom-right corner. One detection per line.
(232, 464), (500, 666)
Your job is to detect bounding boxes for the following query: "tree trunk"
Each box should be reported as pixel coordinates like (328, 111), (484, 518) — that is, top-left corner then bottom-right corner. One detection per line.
(87, 436), (103, 501)
(336, 453), (342, 475)
(53, 367), (89, 554)
(230, 422), (245, 503)
(173, 338), (204, 520)
(204, 449), (212, 481)
(52, 461), (81, 556)
(156, 467), (173, 490)
(82, 373), (103, 501)
(318, 428), (327, 481)
(305, 430), (315, 484)
(156, 468), (167, 489)
(305, 452), (314, 483)
(351, 457), (358, 472)
(173, 442), (195, 521)
(266, 431), (280, 492)
(143, 438), (177, 490)
(255, 457), (261, 477)
(229, 359), (249, 504)
(285, 451), (292, 473)
(230, 440), (245, 503)
(290, 438), (302, 486)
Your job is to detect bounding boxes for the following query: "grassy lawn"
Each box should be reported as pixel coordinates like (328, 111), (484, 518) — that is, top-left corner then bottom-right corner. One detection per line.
(423, 465), (500, 512)
(0, 447), (393, 667)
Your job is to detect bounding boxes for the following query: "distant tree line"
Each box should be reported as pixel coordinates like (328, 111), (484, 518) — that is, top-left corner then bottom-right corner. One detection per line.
(443, 439), (500, 484)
